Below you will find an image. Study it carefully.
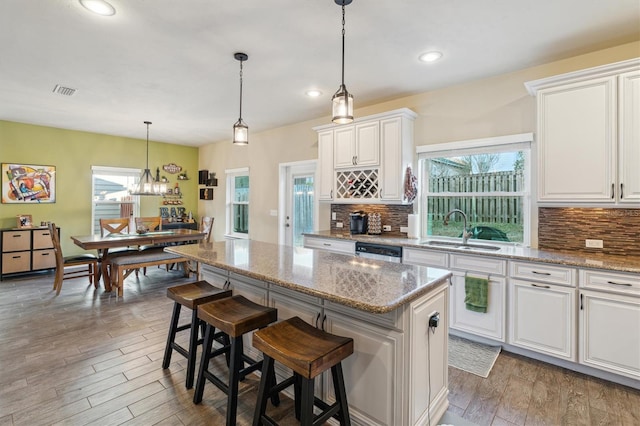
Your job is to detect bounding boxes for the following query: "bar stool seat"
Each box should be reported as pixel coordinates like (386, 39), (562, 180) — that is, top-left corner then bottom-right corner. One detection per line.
(162, 280), (232, 389)
(194, 295), (279, 426)
(252, 316), (354, 426)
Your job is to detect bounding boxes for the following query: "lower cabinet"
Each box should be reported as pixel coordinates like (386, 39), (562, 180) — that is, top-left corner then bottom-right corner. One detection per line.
(579, 289), (640, 380)
(227, 271), (268, 361)
(509, 279), (576, 361)
(1, 227), (57, 279)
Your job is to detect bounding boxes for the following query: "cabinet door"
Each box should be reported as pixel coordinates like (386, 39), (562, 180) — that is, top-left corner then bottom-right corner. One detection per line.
(2, 252), (31, 274)
(537, 76), (616, 202)
(200, 265), (229, 288)
(2, 230), (31, 251)
(318, 130), (335, 200)
(354, 121), (379, 166)
(579, 290), (640, 380)
(323, 310), (404, 426)
(33, 229), (54, 249)
(509, 279), (576, 361)
(619, 70), (640, 202)
(32, 249), (56, 270)
(379, 117), (403, 201)
(334, 126), (356, 169)
(450, 272), (506, 341)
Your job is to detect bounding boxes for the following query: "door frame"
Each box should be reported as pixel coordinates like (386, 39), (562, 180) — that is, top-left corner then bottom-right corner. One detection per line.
(278, 160), (318, 246)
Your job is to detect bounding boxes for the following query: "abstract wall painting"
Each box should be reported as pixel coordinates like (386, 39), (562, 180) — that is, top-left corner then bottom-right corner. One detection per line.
(2, 163), (56, 203)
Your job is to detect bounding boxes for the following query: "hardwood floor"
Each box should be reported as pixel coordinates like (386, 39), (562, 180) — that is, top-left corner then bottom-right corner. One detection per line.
(0, 270), (638, 425)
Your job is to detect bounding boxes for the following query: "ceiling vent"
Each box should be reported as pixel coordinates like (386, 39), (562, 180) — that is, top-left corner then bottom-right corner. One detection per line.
(52, 84), (77, 96)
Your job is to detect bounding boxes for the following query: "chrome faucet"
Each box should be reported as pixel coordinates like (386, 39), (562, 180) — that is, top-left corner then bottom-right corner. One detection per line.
(443, 209), (472, 245)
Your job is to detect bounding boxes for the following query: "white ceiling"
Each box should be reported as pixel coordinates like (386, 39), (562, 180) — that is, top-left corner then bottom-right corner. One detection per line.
(1, 0), (639, 147)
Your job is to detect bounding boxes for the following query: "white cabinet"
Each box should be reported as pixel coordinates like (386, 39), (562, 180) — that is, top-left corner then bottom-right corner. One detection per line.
(379, 115), (415, 202)
(509, 279), (576, 361)
(526, 59), (640, 204)
(508, 261), (577, 361)
(449, 254), (507, 341)
(579, 289), (640, 380)
(313, 108), (417, 204)
(402, 247), (448, 269)
(317, 130), (334, 200)
(302, 235), (355, 255)
(578, 268), (640, 380)
(334, 122), (379, 169)
(619, 70), (640, 202)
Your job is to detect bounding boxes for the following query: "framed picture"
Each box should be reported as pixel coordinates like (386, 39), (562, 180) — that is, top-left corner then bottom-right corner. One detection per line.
(2, 163), (56, 203)
(16, 214), (33, 229)
(199, 188), (214, 200)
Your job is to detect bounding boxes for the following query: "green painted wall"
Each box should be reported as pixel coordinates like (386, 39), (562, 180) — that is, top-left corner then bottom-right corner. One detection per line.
(0, 121), (198, 255)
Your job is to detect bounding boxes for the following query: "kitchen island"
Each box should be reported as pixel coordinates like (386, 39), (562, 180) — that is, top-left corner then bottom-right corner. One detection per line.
(166, 239), (452, 426)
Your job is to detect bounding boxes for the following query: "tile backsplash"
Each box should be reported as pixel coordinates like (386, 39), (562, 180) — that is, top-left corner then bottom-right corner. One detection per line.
(538, 207), (640, 257)
(330, 204), (414, 236)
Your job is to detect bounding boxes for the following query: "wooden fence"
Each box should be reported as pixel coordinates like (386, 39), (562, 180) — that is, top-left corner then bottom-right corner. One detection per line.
(428, 171), (523, 224)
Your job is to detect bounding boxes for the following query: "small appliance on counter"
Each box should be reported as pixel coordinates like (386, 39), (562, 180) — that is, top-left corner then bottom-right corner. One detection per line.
(349, 211), (368, 234)
(368, 212), (382, 234)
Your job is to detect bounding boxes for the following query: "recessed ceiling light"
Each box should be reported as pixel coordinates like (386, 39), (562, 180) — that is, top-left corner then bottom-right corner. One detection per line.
(306, 90), (323, 98)
(419, 51), (443, 63)
(79, 0), (116, 16)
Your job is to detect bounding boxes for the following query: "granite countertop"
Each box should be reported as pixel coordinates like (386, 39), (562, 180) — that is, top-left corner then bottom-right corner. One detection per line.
(166, 239), (452, 314)
(306, 231), (640, 274)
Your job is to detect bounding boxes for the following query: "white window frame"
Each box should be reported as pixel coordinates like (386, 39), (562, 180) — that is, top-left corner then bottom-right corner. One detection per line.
(417, 133), (533, 247)
(91, 166), (141, 235)
(225, 167), (250, 239)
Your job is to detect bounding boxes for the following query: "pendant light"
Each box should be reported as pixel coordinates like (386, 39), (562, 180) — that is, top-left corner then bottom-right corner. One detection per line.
(332, 0), (354, 124)
(233, 52), (249, 145)
(130, 121), (163, 196)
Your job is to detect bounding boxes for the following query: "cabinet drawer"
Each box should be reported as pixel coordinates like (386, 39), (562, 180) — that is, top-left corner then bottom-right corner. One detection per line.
(580, 269), (640, 297)
(303, 236), (355, 255)
(510, 261), (576, 287)
(2, 231), (31, 251)
(450, 254), (506, 276)
(402, 248), (448, 268)
(2, 252), (31, 273)
(33, 229), (54, 249)
(33, 249), (56, 270)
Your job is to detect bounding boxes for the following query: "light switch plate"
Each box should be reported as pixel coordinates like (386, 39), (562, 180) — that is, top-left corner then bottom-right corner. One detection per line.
(400, 226), (408, 233)
(336, 222), (343, 228)
(331, 212), (337, 220)
(585, 239), (603, 248)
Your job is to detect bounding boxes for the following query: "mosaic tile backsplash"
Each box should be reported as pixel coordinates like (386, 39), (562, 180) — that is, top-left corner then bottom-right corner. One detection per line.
(330, 204), (414, 236)
(538, 207), (640, 257)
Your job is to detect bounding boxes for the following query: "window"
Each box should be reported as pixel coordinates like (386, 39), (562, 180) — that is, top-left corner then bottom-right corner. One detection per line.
(91, 166), (140, 234)
(417, 134), (532, 245)
(226, 168), (249, 239)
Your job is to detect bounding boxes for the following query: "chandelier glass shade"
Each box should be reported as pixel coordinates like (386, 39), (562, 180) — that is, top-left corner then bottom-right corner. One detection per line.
(332, 0), (354, 124)
(130, 121), (164, 196)
(233, 52), (249, 145)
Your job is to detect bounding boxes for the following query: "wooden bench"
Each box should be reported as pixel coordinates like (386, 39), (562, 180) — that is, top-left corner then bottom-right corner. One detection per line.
(109, 251), (197, 297)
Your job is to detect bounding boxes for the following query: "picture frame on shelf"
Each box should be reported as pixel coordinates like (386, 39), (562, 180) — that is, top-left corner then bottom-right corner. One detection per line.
(16, 214), (33, 229)
(199, 188), (213, 200)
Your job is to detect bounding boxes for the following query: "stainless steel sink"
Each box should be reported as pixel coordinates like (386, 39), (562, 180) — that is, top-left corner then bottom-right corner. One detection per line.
(419, 240), (501, 251)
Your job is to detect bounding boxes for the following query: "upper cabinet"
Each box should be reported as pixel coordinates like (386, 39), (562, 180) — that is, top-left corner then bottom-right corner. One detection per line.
(525, 58), (640, 205)
(314, 108), (417, 204)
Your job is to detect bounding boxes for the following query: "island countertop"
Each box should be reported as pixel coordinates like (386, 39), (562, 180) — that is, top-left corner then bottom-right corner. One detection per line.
(166, 239), (452, 314)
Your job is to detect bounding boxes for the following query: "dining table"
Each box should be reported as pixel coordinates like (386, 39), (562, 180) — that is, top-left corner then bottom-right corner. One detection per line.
(71, 229), (206, 286)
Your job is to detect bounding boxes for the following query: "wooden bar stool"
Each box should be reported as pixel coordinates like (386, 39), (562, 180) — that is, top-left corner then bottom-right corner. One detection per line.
(162, 280), (232, 389)
(252, 316), (354, 426)
(193, 295), (279, 426)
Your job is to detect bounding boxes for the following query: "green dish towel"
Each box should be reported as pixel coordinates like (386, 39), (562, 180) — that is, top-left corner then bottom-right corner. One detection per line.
(464, 276), (489, 313)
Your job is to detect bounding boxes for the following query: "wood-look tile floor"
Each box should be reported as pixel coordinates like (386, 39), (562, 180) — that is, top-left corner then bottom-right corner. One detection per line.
(0, 271), (638, 426)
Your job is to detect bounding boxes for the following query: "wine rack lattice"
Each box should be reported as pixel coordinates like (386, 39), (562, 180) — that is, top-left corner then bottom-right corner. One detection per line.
(336, 169), (379, 199)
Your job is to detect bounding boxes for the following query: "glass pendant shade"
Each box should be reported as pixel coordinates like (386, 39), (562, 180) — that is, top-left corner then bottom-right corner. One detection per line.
(233, 118), (248, 145)
(130, 121), (163, 196)
(332, 84), (353, 124)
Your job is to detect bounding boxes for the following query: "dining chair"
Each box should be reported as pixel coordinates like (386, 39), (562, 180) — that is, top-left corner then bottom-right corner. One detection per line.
(99, 217), (131, 236)
(48, 222), (99, 295)
(135, 216), (167, 274)
(200, 216), (214, 242)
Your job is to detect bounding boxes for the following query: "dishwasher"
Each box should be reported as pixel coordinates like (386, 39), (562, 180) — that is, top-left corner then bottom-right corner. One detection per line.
(355, 241), (402, 263)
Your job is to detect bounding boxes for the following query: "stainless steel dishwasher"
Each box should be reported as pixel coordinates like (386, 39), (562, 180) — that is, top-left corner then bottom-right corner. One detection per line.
(354, 241), (402, 263)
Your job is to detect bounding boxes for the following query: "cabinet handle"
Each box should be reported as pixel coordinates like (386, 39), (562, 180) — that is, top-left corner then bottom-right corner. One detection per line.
(12, 234), (22, 238)
(620, 183), (624, 199)
(580, 293), (583, 310)
(42, 253), (50, 256)
(43, 233), (50, 236)
(607, 280), (632, 287)
(330, 189), (333, 198)
(531, 271), (551, 276)
(323, 243), (331, 246)
(12, 255), (21, 259)
(314, 313), (321, 328)
(611, 183), (615, 199)
(531, 283), (550, 289)
(321, 314), (327, 331)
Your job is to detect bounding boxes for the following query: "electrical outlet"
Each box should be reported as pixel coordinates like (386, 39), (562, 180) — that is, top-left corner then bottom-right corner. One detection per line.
(585, 239), (604, 248)
(400, 226), (408, 233)
(383, 225), (391, 232)
(336, 222), (343, 228)
(331, 212), (337, 220)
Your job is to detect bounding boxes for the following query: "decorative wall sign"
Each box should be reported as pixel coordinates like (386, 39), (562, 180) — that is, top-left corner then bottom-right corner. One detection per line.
(163, 163), (182, 174)
(2, 163), (56, 203)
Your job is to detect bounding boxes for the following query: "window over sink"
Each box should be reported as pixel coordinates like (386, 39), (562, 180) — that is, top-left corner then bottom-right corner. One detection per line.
(417, 133), (532, 245)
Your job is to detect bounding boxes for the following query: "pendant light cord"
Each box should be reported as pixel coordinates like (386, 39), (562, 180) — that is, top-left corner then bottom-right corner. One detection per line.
(341, 4), (346, 86)
(239, 60), (244, 120)
(145, 121), (151, 169)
